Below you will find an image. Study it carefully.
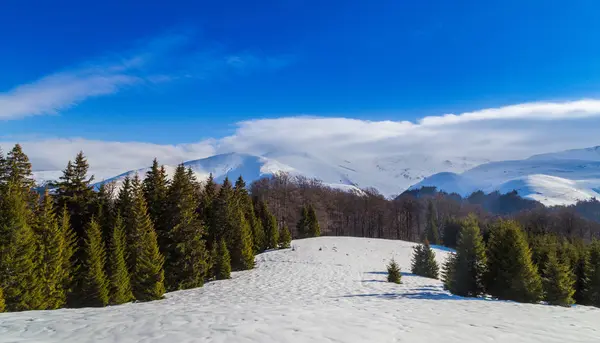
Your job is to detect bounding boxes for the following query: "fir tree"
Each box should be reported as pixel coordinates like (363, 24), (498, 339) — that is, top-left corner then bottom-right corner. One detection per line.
(0, 181), (43, 311)
(34, 190), (69, 309)
(585, 240), (600, 306)
(387, 259), (401, 284)
(411, 239), (439, 279)
(5, 144), (35, 192)
(307, 204), (321, 237)
(144, 159), (169, 252)
(279, 225), (292, 249)
(214, 238), (231, 280)
(166, 189), (208, 291)
(210, 177), (233, 246)
(130, 187), (165, 301)
(573, 248), (590, 305)
(257, 200), (279, 250)
(200, 173), (218, 245)
(542, 252), (575, 307)
(235, 176), (264, 254)
(485, 220), (542, 303)
(95, 182), (115, 242)
(108, 214), (134, 305)
(425, 200), (440, 245)
(442, 215), (487, 297)
(0, 288), (5, 312)
(229, 208), (255, 271)
(59, 206), (77, 304)
(296, 206), (309, 238)
(81, 219), (109, 307)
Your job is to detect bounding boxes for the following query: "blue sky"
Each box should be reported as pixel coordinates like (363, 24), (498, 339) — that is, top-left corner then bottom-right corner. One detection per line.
(2, 0), (600, 171)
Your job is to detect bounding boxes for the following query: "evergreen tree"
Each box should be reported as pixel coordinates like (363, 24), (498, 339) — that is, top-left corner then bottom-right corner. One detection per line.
(573, 248), (590, 305)
(34, 190), (69, 309)
(296, 206), (309, 238)
(425, 200), (440, 245)
(59, 206), (77, 304)
(387, 259), (401, 284)
(166, 189), (208, 291)
(0, 182), (42, 311)
(95, 182), (115, 242)
(0, 148), (7, 185)
(0, 288), (5, 313)
(144, 159), (169, 251)
(442, 215), (487, 297)
(130, 187), (165, 301)
(200, 173), (218, 245)
(235, 176), (264, 254)
(542, 252), (575, 307)
(81, 219), (109, 307)
(55, 152), (96, 245)
(442, 217), (461, 249)
(229, 208), (255, 271)
(585, 240), (600, 306)
(214, 238), (231, 280)
(5, 144), (35, 192)
(257, 200), (278, 250)
(279, 225), (292, 249)
(485, 220), (542, 303)
(411, 239), (439, 279)
(210, 177), (233, 246)
(307, 204), (321, 237)
(108, 214), (134, 305)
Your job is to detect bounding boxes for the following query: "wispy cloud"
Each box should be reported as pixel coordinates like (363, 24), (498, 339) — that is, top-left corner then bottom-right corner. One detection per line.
(3, 99), (600, 174)
(0, 31), (294, 121)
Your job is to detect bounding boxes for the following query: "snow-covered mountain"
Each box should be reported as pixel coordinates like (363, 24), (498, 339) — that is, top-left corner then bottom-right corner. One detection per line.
(32, 151), (484, 198)
(410, 146), (600, 206)
(89, 151), (483, 197)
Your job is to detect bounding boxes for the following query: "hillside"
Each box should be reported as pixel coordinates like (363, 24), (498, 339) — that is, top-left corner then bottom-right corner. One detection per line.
(411, 146), (600, 206)
(0, 237), (597, 343)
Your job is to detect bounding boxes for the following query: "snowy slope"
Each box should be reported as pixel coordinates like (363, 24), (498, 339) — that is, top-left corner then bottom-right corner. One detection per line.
(77, 151), (483, 197)
(411, 146), (600, 206)
(0, 237), (597, 343)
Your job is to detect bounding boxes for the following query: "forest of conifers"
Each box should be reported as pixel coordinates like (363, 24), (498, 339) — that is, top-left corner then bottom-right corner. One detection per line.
(1, 143), (599, 312)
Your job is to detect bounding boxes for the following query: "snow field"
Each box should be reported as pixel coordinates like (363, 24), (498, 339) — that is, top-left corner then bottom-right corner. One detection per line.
(0, 237), (598, 343)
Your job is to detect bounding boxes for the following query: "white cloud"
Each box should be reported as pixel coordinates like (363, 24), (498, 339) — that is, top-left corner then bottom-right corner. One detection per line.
(0, 32), (294, 121)
(2, 99), (600, 176)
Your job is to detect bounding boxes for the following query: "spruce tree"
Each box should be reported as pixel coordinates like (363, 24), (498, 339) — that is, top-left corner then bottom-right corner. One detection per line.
(144, 159), (169, 252)
(585, 240), (600, 306)
(425, 200), (440, 245)
(130, 187), (165, 301)
(542, 252), (575, 307)
(235, 176), (263, 254)
(210, 177), (233, 246)
(166, 190), (208, 291)
(387, 259), (401, 284)
(307, 204), (321, 237)
(81, 219), (109, 307)
(279, 225), (292, 249)
(411, 239), (439, 279)
(442, 215), (487, 297)
(0, 181), (43, 311)
(442, 217), (461, 249)
(108, 214), (134, 305)
(229, 208), (255, 271)
(0, 147), (7, 185)
(200, 173), (218, 245)
(485, 220), (542, 303)
(573, 248), (590, 305)
(35, 190), (69, 309)
(258, 200), (279, 250)
(5, 144), (35, 192)
(59, 206), (78, 305)
(0, 288), (5, 312)
(214, 238), (231, 280)
(296, 206), (309, 238)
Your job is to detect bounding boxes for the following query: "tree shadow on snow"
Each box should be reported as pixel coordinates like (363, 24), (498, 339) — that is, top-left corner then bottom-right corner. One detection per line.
(340, 291), (489, 301)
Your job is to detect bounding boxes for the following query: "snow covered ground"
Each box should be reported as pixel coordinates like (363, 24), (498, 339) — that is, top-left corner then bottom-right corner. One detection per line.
(1, 237), (598, 343)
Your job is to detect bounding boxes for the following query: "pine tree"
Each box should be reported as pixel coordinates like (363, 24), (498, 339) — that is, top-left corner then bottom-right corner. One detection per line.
(229, 208), (255, 271)
(130, 187), (165, 301)
(411, 239), (439, 279)
(425, 200), (440, 245)
(34, 190), (68, 309)
(108, 214), (134, 305)
(442, 215), (487, 297)
(585, 240), (600, 306)
(214, 238), (231, 280)
(542, 252), (575, 307)
(307, 204), (321, 237)
(279, 225), (292, 249)
(485, 220), (542, 303)
(81, 219), (109, 307)
(55, 152), (96, 247)
(0, 288), (5, 312)
(296, 206), (309, 238)
(387, 259), (401, 284)
(166, 189), (208, 291)
(0, 181), (43, 311)
(144, 159), (169, 251)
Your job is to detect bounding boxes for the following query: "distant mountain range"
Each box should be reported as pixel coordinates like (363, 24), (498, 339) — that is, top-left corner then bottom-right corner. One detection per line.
(32, 146), (600, 206)
(410, 146), (600, 206)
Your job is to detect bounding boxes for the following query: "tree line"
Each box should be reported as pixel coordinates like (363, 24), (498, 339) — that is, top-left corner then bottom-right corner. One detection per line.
(0, 145), (300, 312)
